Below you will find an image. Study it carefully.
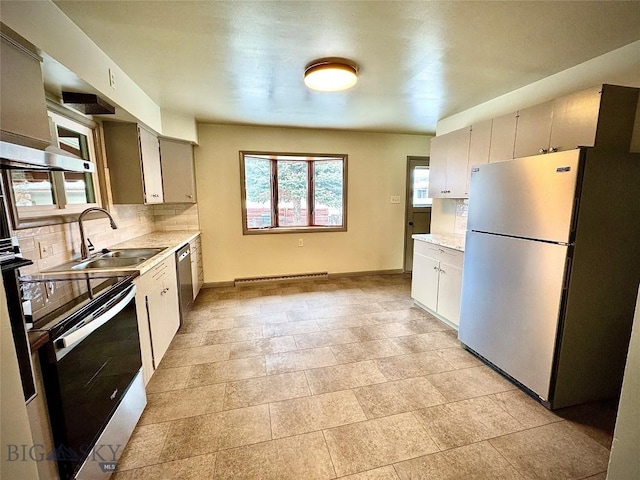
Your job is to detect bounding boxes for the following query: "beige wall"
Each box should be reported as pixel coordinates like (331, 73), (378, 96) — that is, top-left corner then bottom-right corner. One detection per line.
(195, 124), (429, 283)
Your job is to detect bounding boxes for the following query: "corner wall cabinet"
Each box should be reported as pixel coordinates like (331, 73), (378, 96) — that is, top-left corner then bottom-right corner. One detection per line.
(103, 122), (164, 204)
(411, 241), (464, 328)
(0, 32), (50, 149)
(134, 255), (180, 383)
(430, 84), (640, 199)
(160, 138), (197, 203)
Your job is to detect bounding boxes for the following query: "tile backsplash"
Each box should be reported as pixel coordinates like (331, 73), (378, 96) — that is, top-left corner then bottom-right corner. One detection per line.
(153, 203), (200, 232)
(454, 199), (468, 234)
(15, 203), (199, 275)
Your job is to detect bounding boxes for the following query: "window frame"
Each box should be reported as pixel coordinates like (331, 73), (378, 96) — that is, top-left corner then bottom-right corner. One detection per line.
(240, 151), (348, 235)
(2, 108), (104, 230)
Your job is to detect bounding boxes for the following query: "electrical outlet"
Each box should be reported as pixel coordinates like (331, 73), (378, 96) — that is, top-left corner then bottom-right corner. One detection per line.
(390, 195), (401, 204)
(38, 242), (52, 259)
(109, 68), (117, 89)
(298, 239), (304, 247)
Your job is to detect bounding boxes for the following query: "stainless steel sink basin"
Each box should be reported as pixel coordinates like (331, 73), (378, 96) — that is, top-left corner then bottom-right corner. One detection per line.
(44, 247), (167, 272)
(101, 248), (164, 258)
(71, 257), (147, 270)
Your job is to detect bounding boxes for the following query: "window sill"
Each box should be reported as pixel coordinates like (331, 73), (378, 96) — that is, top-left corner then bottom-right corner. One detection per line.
(243, 226), (347, 235)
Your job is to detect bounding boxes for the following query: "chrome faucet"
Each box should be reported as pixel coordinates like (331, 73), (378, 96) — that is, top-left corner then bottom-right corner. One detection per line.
(78, 207), (118, 260)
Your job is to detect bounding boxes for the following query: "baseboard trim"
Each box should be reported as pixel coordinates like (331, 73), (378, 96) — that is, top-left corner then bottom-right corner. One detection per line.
(328, 269), (406, 278)
(413, 299), (459, 331)
(201, 269), (407, 289)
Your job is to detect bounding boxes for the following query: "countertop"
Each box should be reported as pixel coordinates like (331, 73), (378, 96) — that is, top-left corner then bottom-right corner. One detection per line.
(412, 233), (466, 252)
(107, 230), (201, 275)
(42, 230), (201, 276)
(27, 231), (200, 351)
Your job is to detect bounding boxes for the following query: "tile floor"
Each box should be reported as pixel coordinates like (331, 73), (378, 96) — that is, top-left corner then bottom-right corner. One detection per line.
(114, 274), (615, 480)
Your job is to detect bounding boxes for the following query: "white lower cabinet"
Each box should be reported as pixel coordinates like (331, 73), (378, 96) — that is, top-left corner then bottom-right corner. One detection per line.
(411, 253), (439, 312)
(190, 234), (203, 299)
(411, 241), (464, 328)
(135, 255), (181, 384)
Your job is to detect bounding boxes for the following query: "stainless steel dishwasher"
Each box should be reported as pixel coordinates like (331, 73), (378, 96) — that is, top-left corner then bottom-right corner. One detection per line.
(176, 243), (193, 322)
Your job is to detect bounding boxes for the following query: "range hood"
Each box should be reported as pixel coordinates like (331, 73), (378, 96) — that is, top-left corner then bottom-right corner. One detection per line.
(0, 141), (94, 173)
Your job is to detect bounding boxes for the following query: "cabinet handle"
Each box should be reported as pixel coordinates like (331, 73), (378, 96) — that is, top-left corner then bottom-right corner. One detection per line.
(433, 266), (438, 270)
(187, 194), (193, 199)
(539, 148), (548, 154)
(549, 146), (558, 152)
(160, 287), (169, 295)
(440, 269), (446, 274)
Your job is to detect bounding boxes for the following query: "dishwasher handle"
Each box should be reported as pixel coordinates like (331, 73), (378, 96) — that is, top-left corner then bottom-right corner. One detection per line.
(178, 248), (191, 261)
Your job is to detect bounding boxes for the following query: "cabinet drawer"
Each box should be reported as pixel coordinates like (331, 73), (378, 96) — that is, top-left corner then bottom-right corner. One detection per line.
(414, 241), (464, 267)
(139, 256), (174, 294)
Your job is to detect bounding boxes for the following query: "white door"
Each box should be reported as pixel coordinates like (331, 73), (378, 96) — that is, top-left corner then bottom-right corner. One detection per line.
(404, 157), (432, 272)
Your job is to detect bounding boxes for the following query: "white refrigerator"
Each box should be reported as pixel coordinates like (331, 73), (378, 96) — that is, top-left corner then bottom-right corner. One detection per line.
(459, 148), (640, 409)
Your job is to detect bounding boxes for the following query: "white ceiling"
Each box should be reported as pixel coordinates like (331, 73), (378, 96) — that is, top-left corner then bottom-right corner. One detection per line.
(52, 0), (640, 134)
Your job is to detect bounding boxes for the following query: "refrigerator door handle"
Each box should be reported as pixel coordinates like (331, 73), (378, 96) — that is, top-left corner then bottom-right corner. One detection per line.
(563, 257), (572, 291)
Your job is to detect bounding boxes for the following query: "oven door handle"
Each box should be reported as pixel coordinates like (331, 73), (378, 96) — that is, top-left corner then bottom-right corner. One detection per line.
(56, 285), (137, 356)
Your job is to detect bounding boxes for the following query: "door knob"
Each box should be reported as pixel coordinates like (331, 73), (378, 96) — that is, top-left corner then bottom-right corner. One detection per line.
(408, 222), (414, 226)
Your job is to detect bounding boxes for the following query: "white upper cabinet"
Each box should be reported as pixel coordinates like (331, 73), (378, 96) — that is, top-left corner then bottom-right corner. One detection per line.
(514, 101), (554, 158)
(103, 122), (164, 204)
(489, 112), (517, 163)
(430, 127), (471, 198)
(433, 84), (639, 183)
(160, 138), (197, 203)
(0, 32), (50, 149)
(466, 119), (492, 195)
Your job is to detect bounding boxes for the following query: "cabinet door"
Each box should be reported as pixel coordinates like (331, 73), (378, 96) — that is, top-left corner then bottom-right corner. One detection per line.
(138, 127), (164, 203)
(437, 261), (463, 327)
(0, 37), (50, 149)
(489, 112), (517, 163)
(160, 138), (197, 203)
(190, 237), (199, 300)
(411, 252), (439, 312)
(514, 101), (554, 158)
(445, 127), (471, 198)
(134, 278), (155, 385)
(429, 135), (447, 198)
(467, 119), (492, 196)
(549, 86), (601, 152)
(146, 277), (180, 367)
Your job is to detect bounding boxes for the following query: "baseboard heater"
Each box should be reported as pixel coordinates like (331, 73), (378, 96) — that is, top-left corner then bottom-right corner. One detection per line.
(234, 272), (328, 286)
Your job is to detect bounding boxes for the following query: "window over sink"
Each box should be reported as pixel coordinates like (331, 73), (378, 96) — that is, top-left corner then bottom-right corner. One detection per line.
(240, 151), (347, 234)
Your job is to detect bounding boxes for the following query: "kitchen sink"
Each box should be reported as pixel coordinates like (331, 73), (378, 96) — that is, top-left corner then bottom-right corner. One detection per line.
(100, 248), (164, 258)
(71, 257), (147, 270)
(44, 247), (167, 272)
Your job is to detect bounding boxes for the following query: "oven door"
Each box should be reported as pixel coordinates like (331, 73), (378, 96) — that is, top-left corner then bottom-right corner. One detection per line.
(41, 283), (142, 480)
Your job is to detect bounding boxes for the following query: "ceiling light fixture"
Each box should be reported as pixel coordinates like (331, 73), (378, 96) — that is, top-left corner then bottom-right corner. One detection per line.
(304, 58), (358, 92)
